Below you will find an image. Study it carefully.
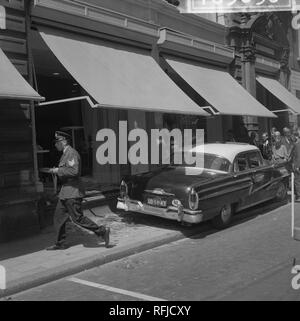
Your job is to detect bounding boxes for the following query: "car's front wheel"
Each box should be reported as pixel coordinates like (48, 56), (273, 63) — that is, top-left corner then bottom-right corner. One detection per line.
(212, 204), (233, 229)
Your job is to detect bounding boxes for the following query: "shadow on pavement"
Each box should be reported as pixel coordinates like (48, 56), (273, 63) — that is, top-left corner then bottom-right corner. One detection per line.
(0, 227), (55, 261)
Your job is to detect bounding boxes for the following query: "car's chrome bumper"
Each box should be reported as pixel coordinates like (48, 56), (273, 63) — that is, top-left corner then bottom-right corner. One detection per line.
(117, 197), (203, 224)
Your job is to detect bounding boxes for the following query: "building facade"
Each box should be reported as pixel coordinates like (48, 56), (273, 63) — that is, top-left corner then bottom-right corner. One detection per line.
(0, 0), (300, 242)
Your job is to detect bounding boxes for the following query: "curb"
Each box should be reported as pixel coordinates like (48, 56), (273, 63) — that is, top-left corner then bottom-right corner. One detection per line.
(0, 226), (203, 299)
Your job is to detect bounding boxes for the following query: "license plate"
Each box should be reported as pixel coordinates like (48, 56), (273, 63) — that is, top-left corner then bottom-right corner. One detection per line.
(147, 197), (167, 208)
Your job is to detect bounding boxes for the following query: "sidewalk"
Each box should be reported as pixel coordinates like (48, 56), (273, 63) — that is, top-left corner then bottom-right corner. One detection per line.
(1, 197), (299, 299)
(0, 202), (200, 298)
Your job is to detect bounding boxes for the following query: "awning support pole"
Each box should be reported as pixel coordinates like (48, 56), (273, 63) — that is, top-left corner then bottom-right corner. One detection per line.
(26, 1), (41, 192)
(272, 109), (298, 115)
(38, 96), (100, 108)
(202, 106), (220, 116)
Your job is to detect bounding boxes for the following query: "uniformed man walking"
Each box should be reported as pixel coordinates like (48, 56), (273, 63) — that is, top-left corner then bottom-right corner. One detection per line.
(47, 131), (110, 250)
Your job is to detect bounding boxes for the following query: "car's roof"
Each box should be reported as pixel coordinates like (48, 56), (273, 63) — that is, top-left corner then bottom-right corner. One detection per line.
(187, 143), (260, 163)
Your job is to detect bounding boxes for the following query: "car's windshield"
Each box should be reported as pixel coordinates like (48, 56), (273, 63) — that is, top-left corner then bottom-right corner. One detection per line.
(167, 152), (231, 172)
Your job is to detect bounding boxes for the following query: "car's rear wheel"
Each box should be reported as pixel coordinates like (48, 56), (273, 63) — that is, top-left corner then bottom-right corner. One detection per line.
(275, 181), (287, 202)
(212, 204), (233, 229)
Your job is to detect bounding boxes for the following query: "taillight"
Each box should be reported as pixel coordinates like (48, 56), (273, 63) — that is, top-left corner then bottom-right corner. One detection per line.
(189, 188), (199, 210)
(120, 180), (128, 198)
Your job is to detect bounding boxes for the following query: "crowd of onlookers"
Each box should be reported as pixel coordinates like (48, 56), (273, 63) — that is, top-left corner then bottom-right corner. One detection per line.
(228, 126), (300, 163)
(248, 127), (299, 163)
(228, 126), (300, 200)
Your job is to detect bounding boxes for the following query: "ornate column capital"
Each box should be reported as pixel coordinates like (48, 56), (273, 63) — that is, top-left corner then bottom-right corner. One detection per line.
(240, 44), (256, 63)
(227, 14), (257, 63)
(279, 47), (290, 72)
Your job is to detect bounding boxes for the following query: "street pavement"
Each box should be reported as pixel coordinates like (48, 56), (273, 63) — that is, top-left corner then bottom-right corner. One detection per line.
(1, 198), (300, 301)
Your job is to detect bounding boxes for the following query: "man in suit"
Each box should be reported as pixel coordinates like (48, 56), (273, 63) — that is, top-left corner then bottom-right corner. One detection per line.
(259, 132), (272, 161)
(271, 127), (277, 144)
(282, 127), (295, 158)
(47, 131), (110, 250)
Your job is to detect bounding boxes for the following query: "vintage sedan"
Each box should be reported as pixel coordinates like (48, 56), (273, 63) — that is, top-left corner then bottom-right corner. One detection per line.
(117, 143), (290, 229)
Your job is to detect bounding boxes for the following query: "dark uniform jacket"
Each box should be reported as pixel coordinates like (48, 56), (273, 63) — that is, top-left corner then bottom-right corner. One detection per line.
(291, 140), (300, 171)
(57, 146), (85, 200)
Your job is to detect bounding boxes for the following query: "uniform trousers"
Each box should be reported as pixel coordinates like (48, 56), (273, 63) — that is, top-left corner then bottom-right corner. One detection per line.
(54, 198), (106, 245)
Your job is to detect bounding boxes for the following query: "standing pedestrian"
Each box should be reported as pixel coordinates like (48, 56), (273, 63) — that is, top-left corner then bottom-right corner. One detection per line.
(272, 131), (289, 163)
(47, 131), (110, 250)
(259, 132), (272, 160)
(271, 127), (277, 144)
(282, 127), (295, 157)
(293, 128), (300, 143)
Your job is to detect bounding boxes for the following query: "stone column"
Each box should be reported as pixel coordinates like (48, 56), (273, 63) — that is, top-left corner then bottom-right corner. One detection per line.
(279, 47), (292, 127)
(240, 30), (258, 134)
(227, 13), (260, 139)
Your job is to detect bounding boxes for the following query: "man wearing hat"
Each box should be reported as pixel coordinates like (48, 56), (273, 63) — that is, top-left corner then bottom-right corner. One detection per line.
(47, 131), (110, 250)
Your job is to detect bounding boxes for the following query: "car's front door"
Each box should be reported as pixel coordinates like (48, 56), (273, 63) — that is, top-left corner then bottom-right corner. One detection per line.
(247, 151), (273, 203)
(232, 152), (253, 209)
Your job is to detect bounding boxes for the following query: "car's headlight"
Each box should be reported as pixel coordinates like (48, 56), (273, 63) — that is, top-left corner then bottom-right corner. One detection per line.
(120, 180), (128, 198)
(189, 188), (199, 211)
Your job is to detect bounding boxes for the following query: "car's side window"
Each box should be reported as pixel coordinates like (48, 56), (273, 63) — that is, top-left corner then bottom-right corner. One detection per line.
(248, 152), (263, 169)
(210, 157), (230, 171)
(234, 154), (249, 172)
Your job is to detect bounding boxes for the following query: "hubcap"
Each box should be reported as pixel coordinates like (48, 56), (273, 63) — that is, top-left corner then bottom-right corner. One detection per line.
(277, 183), (286, 199)
(221, 205), (231, 222)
